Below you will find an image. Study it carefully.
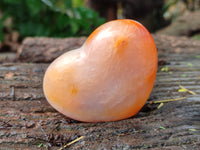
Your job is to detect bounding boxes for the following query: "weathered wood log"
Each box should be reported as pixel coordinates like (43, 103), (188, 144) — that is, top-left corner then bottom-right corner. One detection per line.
(17, 37), (86, 63)
(1, 35), (200, 149)
(157, 10), (200, 36)
(17, 34), (200, 63)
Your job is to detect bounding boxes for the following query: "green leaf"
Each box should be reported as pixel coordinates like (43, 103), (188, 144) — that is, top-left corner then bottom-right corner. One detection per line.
(159, 126), (166, 130)
(72, 0), (84, 7)
(25, 0), (42, 16)
(95, 17), (106, 26)
(57, 14), (69, 29)
(188, 63), (193, 67)
(72, 9), (81, 19)
(181, 74), (186, 77)
(161, 66), (169, 72)
(189, 129), (196, 132)
(70, 19), (79, 35)
(178, 88), (187, 92)
(19, 22), (50, 37)
(168, 71), (173, 75)
(38, 143), (43, 148)
(0, 0), (106, 38)
(63, 0), (72, 8)
(3, 0), (21, 4)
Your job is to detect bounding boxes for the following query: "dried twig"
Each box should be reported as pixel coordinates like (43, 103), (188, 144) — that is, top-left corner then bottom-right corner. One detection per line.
(59, 136), (84, 150)
(179, 85), (196, 95)
(152, 97), (186, 104)
(157, 102), (164, 109)
(11, 86), (15, 101)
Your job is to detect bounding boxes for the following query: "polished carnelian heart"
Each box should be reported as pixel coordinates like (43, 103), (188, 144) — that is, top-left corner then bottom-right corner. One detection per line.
(43, 19), (157, 122)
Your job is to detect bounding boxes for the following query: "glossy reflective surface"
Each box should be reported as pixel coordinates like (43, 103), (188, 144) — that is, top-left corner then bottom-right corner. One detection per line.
(43, 19), (157, 122)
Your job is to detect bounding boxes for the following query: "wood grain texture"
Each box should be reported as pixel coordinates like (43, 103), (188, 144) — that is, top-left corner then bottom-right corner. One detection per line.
(0, 34), (200, 149)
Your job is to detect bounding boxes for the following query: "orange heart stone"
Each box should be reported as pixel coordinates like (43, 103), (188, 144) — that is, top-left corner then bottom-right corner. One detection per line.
(43, 19), (157, 122)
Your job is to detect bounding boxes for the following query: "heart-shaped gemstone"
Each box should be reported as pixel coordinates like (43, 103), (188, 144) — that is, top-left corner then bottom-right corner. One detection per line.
(43, 19), (157, 122)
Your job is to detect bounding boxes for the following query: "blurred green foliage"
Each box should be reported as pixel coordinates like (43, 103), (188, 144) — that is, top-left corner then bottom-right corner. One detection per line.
(0, 0), (105, 42)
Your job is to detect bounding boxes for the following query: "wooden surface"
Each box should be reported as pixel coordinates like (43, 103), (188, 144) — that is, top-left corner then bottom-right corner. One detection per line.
(0, 34), (200, 149)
